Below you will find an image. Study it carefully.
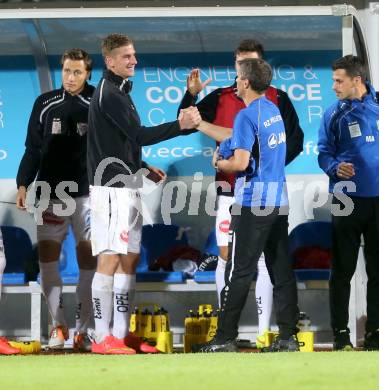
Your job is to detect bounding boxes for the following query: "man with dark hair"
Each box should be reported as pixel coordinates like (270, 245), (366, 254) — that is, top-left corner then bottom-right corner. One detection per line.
(16, 48), (96, 351)
(195, 58), (300, 353)
(318, 54), (379, 351)
(234, 38), (264, 58)
(179, 39), (303, 346)
(87, 33), (200, 354)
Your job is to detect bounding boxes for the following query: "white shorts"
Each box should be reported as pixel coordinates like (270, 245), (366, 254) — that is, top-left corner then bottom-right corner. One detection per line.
(90, 186), (142, 256)
(37, 196), (91, 243)
(215, 195), (235, 247)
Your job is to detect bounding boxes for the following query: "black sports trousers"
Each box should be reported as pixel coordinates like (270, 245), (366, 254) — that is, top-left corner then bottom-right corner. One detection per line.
(216, 205), (299, 341)
(330, 195), (379, 333)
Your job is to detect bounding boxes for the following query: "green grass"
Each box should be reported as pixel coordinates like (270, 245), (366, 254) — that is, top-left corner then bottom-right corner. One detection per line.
(1, 352), (378, 389)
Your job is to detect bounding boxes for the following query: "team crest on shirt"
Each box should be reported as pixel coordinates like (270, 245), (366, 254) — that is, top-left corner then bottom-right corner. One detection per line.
(348, 122), (361, 138)
(51, 118), (62, 134)
(120, 230), (129, 244)
(76, 122), (88, 136)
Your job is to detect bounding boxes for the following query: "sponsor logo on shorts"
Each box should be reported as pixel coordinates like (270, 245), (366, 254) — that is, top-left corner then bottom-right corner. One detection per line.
(120, 230), (129, 243)
(218, 220), (230, 233)
(51, 118), (62, 134)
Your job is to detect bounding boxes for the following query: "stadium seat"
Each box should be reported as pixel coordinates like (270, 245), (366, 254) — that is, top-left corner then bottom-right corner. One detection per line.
(194, 222), (332, 283)
(203, 228), (219, 256)
(59, 226), (79, 284)
(36, 226), (79, 285)
(1, 226), (33, 285)
(288, 221), (332, 282)
(137, 224), (189, 283)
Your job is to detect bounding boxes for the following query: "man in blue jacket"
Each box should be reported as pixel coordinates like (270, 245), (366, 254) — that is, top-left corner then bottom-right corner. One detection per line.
(318, 55), (379, 351)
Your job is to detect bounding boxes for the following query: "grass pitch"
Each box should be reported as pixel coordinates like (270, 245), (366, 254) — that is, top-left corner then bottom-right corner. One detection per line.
(0, 352), (378, 389)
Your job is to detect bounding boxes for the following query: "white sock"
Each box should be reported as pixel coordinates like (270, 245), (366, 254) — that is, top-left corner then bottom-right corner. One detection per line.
(215, 257), (227, 308)
(0, 237), (5, 300)
(255, 254), (274, 335)
(92, 272), (114, 343)
(112, 273), (136, 339)
(75, 268), (96, 333)
(39, 261), (66, 327)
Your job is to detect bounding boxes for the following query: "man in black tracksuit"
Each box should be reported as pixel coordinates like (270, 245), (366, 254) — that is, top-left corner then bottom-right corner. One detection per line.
(16, 49), (96, 351)
(87, 33), (201, 354)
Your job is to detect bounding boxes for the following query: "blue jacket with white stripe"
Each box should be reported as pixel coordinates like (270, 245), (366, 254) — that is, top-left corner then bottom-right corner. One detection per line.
(318, 83), (379, 197)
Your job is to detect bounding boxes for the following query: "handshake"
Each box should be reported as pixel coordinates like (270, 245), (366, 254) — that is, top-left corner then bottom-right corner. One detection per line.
(178, 106), (202, 130)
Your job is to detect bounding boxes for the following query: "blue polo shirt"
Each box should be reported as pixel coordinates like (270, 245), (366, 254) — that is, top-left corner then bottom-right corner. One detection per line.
(230, 96), (288, 207)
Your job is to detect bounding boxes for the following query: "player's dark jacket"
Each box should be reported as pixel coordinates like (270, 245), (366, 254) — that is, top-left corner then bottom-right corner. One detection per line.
(87, 69), (184, 188)
(17, 82), (94, 198)
(179, 83), (304, 195)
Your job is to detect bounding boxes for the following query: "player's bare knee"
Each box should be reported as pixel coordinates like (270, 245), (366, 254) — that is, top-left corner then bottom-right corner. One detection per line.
(76, 240), (97, 270)
(219, 246), (229, 262)
(38, 240), (61, 262)
(97, 253), (119, 275)
(118, 252), (140, 274)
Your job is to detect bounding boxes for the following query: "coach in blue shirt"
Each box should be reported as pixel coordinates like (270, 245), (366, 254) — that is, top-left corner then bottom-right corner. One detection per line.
(195, 58), (300, 353)
(318, 55), (379, 351)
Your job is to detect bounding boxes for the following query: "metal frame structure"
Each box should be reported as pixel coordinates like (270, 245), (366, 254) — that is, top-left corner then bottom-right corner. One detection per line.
(0, 5), (371, 91)
(0, 4), (370, 346)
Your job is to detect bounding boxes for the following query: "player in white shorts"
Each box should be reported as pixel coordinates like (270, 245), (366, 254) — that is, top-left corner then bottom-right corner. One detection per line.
(16, 49), (96, 351)
(87, 33), (200, 354)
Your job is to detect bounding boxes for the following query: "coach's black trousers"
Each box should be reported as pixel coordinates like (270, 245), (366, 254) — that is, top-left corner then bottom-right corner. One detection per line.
(216, 206), (299, 341)
(330, 196), (379, 333)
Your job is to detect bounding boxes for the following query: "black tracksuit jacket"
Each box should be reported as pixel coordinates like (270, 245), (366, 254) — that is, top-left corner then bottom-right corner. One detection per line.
(87, 69), (184, 188)
(17, 83), (94, 198)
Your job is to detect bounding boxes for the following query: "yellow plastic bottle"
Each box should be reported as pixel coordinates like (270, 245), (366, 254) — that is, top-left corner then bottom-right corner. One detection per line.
(8, 340), (41, 354)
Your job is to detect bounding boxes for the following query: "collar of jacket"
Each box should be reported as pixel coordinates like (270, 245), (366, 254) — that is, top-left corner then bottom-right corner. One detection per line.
(60, 82), (93, 98)
(338, 81), (377, 110)
(366, 82), (378, 102)
(103, 69), (133, 93)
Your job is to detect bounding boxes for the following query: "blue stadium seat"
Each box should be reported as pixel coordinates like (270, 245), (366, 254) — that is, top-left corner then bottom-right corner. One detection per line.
(36, 226), (79, 285)
(288, 221), (332, 282)
(194, 221), (332, 283)
(194, 270), (215, 283)
(203, 228), (219, 256)
(59, 226), (79, 284)
(1, 226), (33, 285)
(137, 224), (188, 283)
